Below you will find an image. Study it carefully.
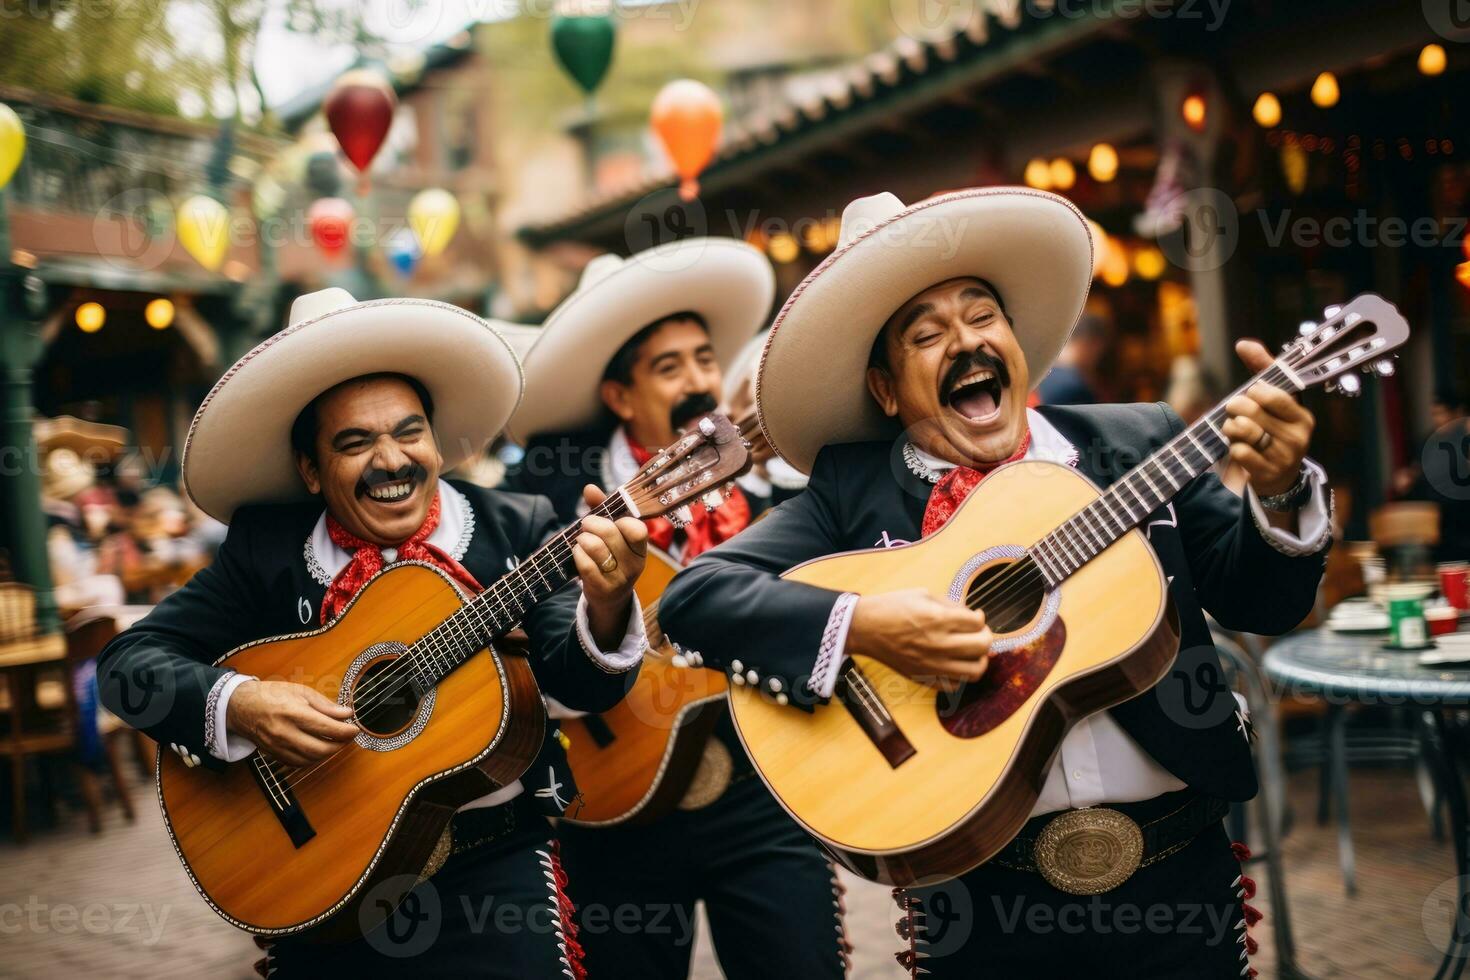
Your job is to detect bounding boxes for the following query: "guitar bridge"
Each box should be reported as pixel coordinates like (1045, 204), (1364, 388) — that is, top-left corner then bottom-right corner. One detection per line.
(838, 662), (916, 769)
(249, 754), (316, 848)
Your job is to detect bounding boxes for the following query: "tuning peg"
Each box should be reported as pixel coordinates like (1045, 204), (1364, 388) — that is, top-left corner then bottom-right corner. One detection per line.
(668, 505), (694, 529)
(701, 489), (725, 510)
(1298, 320), (1317, 337)
(1338, 373), (1361, 396)
(697, 417), (716, 437)
(1323, 305), (1342, 320)
(1373, 357), (1396, 377)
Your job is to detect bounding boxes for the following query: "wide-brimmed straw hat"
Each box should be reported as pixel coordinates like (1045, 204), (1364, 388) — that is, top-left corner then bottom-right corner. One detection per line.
(182, 288), (523, 522)
(755, 187), (1094, 473)
(509, 237), (774, 442)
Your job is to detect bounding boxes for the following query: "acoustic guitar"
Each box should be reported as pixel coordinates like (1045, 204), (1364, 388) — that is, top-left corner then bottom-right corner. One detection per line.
(727, 295), (1408, 886)
(157, 414), (749, 937)
(559, 547), (728, 826)
(559, 413), (770, 826)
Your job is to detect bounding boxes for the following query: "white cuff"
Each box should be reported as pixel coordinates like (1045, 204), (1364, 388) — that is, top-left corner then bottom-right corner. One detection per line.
(575, 591), (646, 673)
(207, 671), (259, 763)
(1246, 458), (1333, 557)
(808, 593), (860, 699)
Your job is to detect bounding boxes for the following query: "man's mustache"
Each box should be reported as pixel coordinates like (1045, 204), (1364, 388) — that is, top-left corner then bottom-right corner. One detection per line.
(356, 462), (428, 498)
(671, 392), (719, 432)
(941, 348), (1010, 404)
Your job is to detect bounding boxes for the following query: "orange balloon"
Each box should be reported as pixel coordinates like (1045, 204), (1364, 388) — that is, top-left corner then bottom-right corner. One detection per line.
(651, 79), (723, 201)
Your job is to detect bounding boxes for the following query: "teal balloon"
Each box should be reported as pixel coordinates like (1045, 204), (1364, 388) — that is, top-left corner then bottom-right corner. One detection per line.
(551, 16), (616, 95)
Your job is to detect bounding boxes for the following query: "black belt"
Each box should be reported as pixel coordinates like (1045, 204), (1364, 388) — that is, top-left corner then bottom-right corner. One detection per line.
(989, 792), (1229, 891)
(449, 792), (543, 857)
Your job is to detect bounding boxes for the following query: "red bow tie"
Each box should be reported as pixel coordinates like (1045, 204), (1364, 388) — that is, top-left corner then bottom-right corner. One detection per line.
(320, 488), (483, 624)
(919, 430), (1032, 538)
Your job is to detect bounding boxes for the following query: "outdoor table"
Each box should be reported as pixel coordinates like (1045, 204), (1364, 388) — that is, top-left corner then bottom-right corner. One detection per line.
(1264, 628), (1470, 980)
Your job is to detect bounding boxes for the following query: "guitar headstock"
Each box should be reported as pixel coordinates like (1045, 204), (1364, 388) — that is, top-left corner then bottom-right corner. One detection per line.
(621, 413), (751, 525)
(1283, 293), (1411, 397)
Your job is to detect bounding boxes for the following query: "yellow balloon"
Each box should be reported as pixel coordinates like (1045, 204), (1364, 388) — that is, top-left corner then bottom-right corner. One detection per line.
(408, 189), (460, 259)
(0, 103), (26, 190)
(176, 195), (231, 271)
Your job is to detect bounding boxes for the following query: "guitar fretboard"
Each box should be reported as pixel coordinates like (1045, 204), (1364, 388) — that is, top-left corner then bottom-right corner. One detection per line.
(402, 492), (635, 690)
(1028, 361), (1302, 587)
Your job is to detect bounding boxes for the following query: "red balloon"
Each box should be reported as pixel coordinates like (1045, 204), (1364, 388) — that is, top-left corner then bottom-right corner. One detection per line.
(324, 70), (396, 173)
(308, 197), (355, 258)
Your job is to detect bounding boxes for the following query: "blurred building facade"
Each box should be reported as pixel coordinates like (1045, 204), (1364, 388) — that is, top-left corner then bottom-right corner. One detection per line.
(515, 0), (1470, 537)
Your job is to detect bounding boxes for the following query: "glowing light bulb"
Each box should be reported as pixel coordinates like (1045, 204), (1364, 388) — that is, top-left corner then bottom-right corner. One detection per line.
(1252, 93), (1281, 128)
(1420, 44), (1447, 77)
(75, 302), (105, 333)
(1311, 72), (1339, 109)
(145, 297), (175, 330)
(1087, 143), (1118, 182)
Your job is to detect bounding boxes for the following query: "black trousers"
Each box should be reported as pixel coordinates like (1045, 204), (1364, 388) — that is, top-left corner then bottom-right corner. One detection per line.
(905, 817), (1254, 980)
(266, 795), (581, 978)
(558, 770), (849, 979)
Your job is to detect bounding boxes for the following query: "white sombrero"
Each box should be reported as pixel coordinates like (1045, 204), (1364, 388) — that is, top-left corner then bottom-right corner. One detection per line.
(756, 187), (1095, 473)
(509, 237), (775, 442)
(182, 288), (524, 522)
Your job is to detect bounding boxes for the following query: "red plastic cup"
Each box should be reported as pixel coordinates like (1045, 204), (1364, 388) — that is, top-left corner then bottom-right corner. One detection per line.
(1428, 606), (1460, 637)
(1442, 563), (1470, 611)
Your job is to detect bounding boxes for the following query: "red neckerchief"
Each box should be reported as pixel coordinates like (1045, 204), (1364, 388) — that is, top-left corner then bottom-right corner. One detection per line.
(320, 488), (483, 624)
(919, 430), (1032, 538)
(624, 430), (751, 563)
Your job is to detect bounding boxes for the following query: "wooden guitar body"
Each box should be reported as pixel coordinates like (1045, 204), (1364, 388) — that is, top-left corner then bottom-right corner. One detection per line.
(157, 563), (545, 936)
(727, 461), (1180, 886)
(561, 548), (728, 826)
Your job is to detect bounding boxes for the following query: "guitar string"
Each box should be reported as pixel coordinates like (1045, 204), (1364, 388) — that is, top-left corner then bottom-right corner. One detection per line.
(274, 431), (736, 792)
(955, 359), (1305, 630)
(265, 495), (633, 794)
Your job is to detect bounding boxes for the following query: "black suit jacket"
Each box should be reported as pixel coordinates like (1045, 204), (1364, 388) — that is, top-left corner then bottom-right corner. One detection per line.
(658, 403), (1329, 802)
(97, 480), (636, 809)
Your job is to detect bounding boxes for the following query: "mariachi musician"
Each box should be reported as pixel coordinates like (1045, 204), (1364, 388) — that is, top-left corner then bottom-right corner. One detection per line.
(97, 289), (649, 975)
(659, 189), (1333, 977)
(502, 239), (851, 977)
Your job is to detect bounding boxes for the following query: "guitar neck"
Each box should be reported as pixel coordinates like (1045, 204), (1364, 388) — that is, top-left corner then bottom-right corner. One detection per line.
(1029, 359), (1304, 587)
(409, 493), (636, 686)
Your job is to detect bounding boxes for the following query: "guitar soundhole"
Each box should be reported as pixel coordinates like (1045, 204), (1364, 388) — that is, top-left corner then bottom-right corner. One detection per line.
(965, 559), (1045, 633)
(352, 656), (421, 738)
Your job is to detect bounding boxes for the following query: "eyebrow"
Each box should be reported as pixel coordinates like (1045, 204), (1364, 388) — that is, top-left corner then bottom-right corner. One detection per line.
(894, 286), (1000, 339)
(647, 344), (713, 371)
(330, 414), (427, 450)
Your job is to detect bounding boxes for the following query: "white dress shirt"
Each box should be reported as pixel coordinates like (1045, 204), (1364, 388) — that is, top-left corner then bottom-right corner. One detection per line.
(205, 479), (646, 810)
(809, 408), (1331, 817)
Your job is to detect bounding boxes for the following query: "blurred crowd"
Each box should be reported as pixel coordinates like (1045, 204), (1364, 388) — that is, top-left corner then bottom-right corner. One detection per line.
(33, 418), (226, 614)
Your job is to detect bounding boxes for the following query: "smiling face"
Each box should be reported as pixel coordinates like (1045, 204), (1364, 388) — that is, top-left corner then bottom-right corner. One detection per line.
(599, 315), (723, 450)
(293, 375), (443, 546)
(865, 277), (1030, 467)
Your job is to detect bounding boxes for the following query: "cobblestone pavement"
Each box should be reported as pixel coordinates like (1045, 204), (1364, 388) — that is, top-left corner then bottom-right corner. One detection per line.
(0, 764), (1453, 978)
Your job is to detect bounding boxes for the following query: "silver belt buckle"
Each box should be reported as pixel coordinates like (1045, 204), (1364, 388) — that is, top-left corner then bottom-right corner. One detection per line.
(1033, 807), (1144, 895)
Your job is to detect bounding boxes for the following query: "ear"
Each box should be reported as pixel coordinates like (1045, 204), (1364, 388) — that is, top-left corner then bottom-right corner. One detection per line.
(866, 366), (899, 418)
(599, 379), (636, 422)
(294, 451), (322, 495)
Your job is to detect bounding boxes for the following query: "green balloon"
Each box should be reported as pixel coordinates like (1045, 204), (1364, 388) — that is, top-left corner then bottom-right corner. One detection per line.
(551, 15), (616, 95)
